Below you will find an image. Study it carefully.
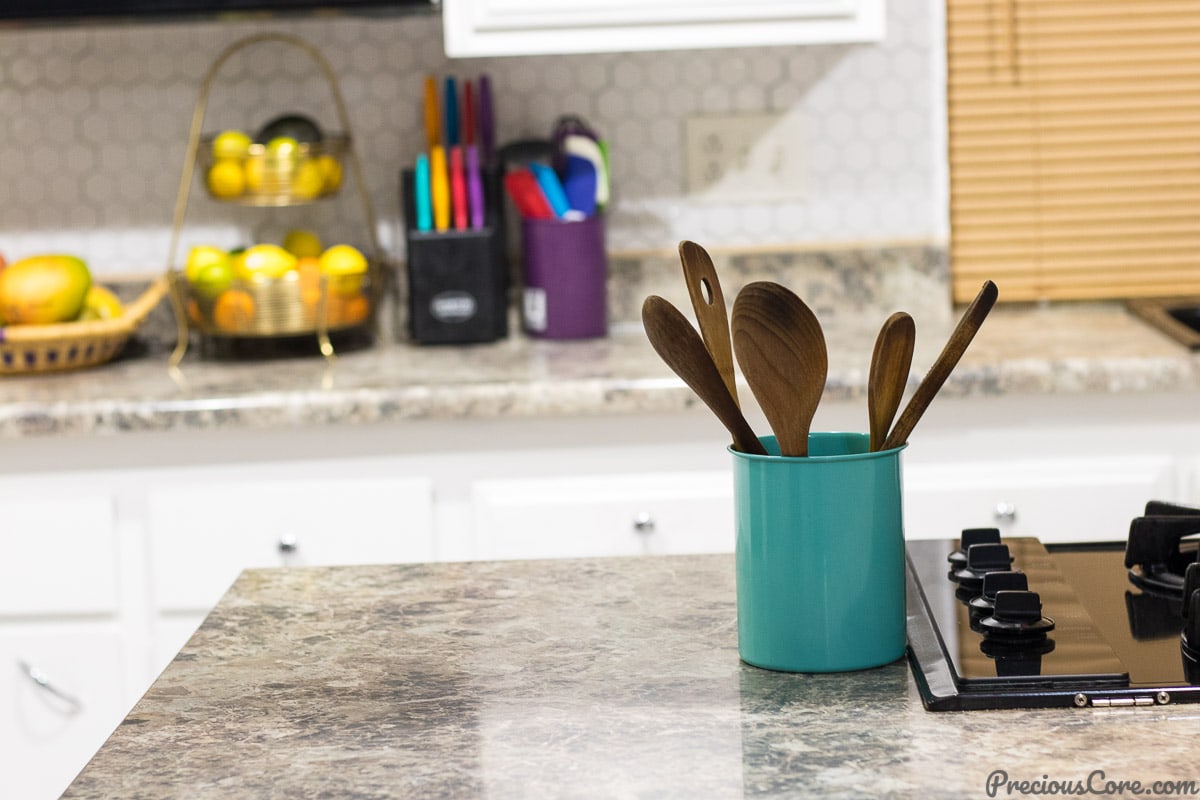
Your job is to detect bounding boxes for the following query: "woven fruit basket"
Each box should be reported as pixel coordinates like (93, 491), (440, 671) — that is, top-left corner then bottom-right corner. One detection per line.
(0, 276), (168, 374)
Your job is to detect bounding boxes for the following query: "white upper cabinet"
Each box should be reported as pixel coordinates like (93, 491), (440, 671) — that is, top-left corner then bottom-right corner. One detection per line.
(442, 0), (885, 57)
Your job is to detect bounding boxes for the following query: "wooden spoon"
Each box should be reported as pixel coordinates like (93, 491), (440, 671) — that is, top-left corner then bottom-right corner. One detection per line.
(641, 295), (767, 455)
(867, 311), (916, 451)
(678, 240), (738, 406)
(881, 280), (998, 451)
(730, 281), (827, 457)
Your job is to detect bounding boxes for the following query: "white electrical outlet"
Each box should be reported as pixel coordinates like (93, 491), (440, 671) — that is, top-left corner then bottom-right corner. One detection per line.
(684, 112), (808, 203)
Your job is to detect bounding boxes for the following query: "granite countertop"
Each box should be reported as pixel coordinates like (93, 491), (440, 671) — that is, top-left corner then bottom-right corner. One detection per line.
(1, 245), (1198, 440)
(63, 554), (1200, 799)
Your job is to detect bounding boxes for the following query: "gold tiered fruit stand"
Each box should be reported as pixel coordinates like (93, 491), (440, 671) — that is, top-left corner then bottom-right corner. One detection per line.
(166, 33), (385, 367)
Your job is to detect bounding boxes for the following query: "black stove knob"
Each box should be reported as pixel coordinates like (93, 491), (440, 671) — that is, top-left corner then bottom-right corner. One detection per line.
(1183, 563), (1200, 619)
(969, 570), (1029, 621)
(978, 589), (1055, 640)
(1181, 584), (1200, 684)
(948, 527), (1002, 570)
(951, 542), (1014, 590)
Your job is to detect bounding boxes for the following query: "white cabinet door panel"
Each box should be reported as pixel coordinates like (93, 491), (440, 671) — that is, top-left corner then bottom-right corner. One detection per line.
(0, 491), (118, 617)
(0, 626), (129, 800)
(444, 0), (885, 56)
(147, 477), (435, 613)
(472, 471), (733, 560)
(903, 456), (1177, 543)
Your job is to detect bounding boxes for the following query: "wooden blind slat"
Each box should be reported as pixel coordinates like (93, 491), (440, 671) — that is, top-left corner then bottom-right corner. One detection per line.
(947, 0), (1200, 302)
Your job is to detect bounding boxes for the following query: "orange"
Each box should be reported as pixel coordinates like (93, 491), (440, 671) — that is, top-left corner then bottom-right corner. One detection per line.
(186, 299), (203, 325)
(212, 289), (255, 332)
(296, 257), (323, 310)
(326, 294), (369, 327)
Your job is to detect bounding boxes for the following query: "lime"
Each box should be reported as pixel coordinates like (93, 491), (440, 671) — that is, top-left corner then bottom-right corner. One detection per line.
(266, 136), (301, 158)
(212, 130), (252, 160)
(184, 245), (230, 283)
(206, 159), (245, 199)
(283, 229), (323, 259)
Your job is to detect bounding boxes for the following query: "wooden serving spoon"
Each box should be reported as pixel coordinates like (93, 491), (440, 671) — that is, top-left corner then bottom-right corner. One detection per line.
(730, 281), (827, 457)
(881, 280), (998, 451)
(641, 295), (767, 455)
(867, 311), (916, 452)
(678, 240), (738, 407)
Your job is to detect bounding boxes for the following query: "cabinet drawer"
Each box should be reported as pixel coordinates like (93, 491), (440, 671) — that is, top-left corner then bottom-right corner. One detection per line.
(903, 455), (1177, 542)
(472, 471), (733, 560)
(0, 625), (130, 800)
(0, 491), (118, 616)
(147, 476), (435, 612)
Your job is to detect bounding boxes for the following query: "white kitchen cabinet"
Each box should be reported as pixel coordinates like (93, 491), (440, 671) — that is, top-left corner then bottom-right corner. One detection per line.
(902, 455), (1178, 543)
(145, 474), (436, 674)
(0, 625), (130, 800)
(0, 490), (119, 617)
(442, 0), (885, 56)
(471, 471), (733, 559)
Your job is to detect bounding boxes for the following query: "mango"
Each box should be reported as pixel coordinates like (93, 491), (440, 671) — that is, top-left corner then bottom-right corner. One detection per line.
(0, 255), (91, 325)
(77, 285), (124, 321)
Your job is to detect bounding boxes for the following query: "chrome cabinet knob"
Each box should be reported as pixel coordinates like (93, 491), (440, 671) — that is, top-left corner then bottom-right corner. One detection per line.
(633, 511), (656, 534)
(277, 533), (299, 554)
(994, 501), (1018, 522)
(17, 659), (82, 713)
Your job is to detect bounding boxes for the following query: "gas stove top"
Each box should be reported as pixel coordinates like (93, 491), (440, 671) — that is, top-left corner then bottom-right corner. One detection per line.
(906, 500), (1200, 711)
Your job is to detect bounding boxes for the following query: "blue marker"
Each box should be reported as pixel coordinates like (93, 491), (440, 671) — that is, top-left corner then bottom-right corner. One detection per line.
(528, 162), (570, 218)
(415, 153), (433, 232)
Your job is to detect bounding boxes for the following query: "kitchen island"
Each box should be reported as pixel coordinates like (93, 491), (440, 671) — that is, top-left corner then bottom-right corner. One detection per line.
(63, 554), (1200, 799)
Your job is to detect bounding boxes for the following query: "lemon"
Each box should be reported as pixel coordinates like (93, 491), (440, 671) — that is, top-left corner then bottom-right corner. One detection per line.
(236, 244), (297, 282)
(318, 244), (368, 276)
(77, 285), (124, 320)
(212, 130), (252, 160)
(316, 154), (343, 191)
(206, 158), (245, 199)
(291, 158), (325, 200)
(243, 157), (266, 193)
(283, 229), (323, 259)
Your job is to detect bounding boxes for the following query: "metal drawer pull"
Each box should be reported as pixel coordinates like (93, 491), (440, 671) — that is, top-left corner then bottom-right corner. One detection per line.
(17, 660), (83, 713)
(278, 533), (299, 553)
(633, 511), (656, 534)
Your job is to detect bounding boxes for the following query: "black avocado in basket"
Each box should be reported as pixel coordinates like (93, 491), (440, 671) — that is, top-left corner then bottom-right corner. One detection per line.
(256, 113), (324, 144)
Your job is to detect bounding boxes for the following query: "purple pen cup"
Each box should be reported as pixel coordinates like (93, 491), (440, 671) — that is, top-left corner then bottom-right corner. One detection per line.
(520, 215), (607, 339)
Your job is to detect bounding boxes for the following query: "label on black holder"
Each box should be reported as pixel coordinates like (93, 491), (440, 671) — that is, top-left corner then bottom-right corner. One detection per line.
(430, 291), (477, 324)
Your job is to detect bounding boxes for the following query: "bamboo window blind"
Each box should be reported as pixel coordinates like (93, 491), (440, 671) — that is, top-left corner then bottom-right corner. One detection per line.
(946, 0), (1200, 302)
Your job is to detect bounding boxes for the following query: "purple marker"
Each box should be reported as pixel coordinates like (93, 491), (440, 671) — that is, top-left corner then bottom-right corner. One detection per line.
(478, 74), (495, 167)
(466, 144), (485, 229)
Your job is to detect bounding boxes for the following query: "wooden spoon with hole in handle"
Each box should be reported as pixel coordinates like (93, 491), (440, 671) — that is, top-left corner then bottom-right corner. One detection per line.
(642, 295), (767, 455)
(868, 311), (916, 452)
(678, 240), (738, 406)
(881, 280), (998, 451)
(731, 281), (828, 457)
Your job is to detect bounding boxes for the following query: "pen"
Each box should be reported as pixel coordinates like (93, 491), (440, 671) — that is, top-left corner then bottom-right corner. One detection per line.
(529, 162), (570, 218)
(430, 145), (450, 232)
(422, 75), (440, 151)
(478, 73), (495, 167)
(444, 76), (459, 147)
(450, 145), (468, 231)
(415, 152), (433, 232)
(463, 79), (475, 146)
(466, 144), (485, 229)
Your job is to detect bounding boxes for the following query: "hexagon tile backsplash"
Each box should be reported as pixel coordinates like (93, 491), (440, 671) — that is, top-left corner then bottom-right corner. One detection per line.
(0, 3), (944, 277)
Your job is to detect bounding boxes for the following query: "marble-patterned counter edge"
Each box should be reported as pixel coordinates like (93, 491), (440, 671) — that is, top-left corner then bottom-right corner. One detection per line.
(1, 244), (1198, 440)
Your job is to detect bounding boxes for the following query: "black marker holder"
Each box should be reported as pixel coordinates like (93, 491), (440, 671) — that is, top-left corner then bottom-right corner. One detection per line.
(400, 168), (508, 344)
